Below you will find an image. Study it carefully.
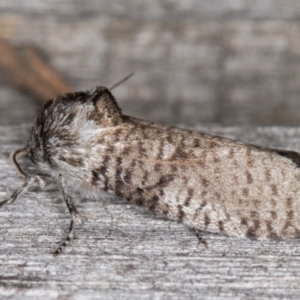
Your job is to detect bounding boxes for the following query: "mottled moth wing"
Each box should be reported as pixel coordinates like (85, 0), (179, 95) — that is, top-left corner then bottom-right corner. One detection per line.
(89, 115), (300, 240)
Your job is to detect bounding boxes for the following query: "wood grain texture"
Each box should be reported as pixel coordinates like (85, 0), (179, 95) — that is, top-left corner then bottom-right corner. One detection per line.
(2, 2), (300, 295)
(1, 124), (300, 299)
(1, 0), (300, 20)
(1, 2), (300, 126)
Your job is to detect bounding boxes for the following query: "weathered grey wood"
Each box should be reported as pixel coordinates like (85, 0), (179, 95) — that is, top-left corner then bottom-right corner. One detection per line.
(2, 2), (300, 298)
(1, 124), (300, 299)
(1, 0), (300, 20)
(2, 2), (300, 126)
(0, 86), (39, 125)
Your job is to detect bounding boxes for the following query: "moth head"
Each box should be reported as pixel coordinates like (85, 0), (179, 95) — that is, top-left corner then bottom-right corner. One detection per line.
(10, 86), (124, 179)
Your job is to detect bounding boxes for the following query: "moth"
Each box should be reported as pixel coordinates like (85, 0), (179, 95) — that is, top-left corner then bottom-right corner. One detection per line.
(2, 86), (300, 255)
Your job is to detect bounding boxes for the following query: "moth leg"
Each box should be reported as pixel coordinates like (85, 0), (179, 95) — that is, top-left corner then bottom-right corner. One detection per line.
(54, 175), (82, 256)
(36, 174), (56, 191)
(0, 175), (38, 208)
(192, 228), (208, 248)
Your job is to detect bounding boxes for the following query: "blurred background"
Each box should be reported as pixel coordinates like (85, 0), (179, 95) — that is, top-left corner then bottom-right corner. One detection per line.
(1, 1), (300, 127)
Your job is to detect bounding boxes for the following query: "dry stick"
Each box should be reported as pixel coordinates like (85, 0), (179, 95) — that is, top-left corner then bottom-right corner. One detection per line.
(0, 39), (71, 102)
(23, 46), (71, 100)
(0, 40), (133, 105)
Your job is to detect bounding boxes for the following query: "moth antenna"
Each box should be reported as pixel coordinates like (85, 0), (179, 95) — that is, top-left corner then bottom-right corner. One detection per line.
(10, 147), (28, 179)
(109, 72), (134, 90)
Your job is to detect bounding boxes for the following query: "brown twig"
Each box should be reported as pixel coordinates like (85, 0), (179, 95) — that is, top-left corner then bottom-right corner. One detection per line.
(0, 39), (71, 102)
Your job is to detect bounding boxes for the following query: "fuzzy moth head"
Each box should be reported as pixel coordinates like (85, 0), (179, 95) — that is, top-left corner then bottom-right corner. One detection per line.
(21, 86), (123, 171)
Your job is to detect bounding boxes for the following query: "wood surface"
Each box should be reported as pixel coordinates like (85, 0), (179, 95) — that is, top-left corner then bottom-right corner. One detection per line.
(1, 1), (300, 126)
(1, 1), (300, 299)
(1, 124), (300, 299)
